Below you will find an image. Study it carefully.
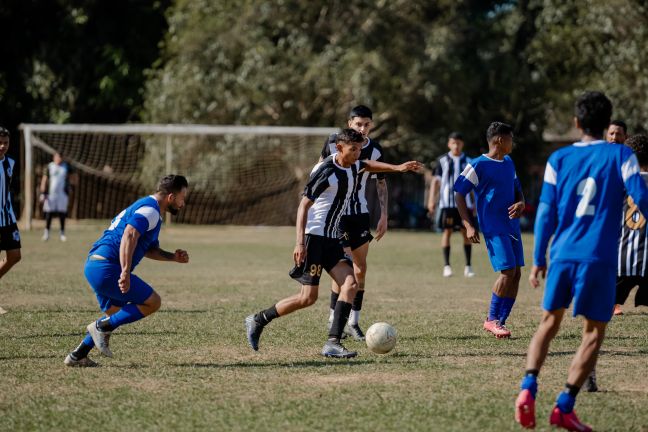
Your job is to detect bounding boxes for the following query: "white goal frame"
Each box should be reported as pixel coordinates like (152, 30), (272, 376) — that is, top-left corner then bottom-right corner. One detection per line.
(19, 123), (337, 230)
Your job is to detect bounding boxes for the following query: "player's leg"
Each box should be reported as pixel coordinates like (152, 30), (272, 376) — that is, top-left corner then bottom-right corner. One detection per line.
(613, 276), (634, 316)
(461, 228), (474, 277)
(498, 266), (521, 328)
(345, 241), (369, 341)
(59, 211), (67, 241)
(442, 226), (453, 277)
(65, 304), (121, 367)
(0, 248), (21, 279)
(43, 212), (52, 241)
(322, 260), (358, 358)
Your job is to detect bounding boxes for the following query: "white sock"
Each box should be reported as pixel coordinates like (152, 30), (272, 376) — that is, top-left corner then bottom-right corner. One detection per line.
(348, 310), (360, 325)
(328, 308), (335, 322)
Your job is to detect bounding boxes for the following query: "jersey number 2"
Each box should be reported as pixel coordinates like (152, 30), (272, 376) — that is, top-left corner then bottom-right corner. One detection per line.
(576, 177), (597, 217)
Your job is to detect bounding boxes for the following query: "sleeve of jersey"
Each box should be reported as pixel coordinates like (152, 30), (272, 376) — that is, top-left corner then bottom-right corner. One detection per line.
(303, 169), (330, 201)
(533, 161), (558, 267)
(125, 206), (160, 235)
(374, 146), (386, 180)
(433, 158), (443, 179)
(622, 152), (648, 216)
(453, 163), (477, 196)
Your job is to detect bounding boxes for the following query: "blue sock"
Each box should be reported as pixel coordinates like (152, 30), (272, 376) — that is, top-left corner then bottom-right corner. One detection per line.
(488, 293), (503, 321)
(556, 391), (576, 413)
(520, 373), (538, 399)
(499, 297), (516, 325)
(82, 332), (95, 348)
(107, 304), (145, 329)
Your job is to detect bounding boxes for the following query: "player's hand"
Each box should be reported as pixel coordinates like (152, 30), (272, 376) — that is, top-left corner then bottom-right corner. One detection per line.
(174, 249), (189, 263)
(118, 270), (131, 293)
(466, 224), (480, 243)
(375, 215), (388, 241)
(293, 243), (306, 266)
(508, 201), (525, 219)
(428, 203), (437, 218)
(39, 193), (47, 203)
(529, 265), (546, 288)
(398, 161), (425, 173)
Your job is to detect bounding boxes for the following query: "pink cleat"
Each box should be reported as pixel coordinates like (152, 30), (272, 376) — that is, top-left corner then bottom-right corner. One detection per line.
(515, 389), (536, 429)
(483, 319), (511, 338)
(549, 407), (592, 432)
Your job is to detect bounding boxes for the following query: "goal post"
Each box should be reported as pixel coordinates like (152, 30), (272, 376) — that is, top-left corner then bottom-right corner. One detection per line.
(19, 124), (337, 230)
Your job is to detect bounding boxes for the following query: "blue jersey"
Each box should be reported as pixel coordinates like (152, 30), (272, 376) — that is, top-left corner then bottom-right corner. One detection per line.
(454, 155), (522, 237)
(534, 140), (648, 266)
(89, 196), (162, 270)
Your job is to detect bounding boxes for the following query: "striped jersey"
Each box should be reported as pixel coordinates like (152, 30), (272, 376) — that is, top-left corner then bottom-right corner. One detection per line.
(320, 134), (384, 215)
(433, 152), (473, 208)
(304, 155), (367, 238)
(618, 172), (648, 276)
(0, 156), (17, 227)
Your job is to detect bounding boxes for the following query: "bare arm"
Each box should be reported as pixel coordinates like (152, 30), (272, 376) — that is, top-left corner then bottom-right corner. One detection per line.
(145, 247), (189, 263)
(508, 187), (525, 219)
(363, 160), (424, 173)
(427, 177), (440, 215)
(456, 192), (479, 243)
(375, 178), (388, 241)
(40, 175), (48, 194)
(118, 225), (141, 293)
(293, 196), (314, 265)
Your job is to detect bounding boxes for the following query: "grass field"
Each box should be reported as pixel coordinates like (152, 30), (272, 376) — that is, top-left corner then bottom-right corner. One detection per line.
(1, 224), (647, 431)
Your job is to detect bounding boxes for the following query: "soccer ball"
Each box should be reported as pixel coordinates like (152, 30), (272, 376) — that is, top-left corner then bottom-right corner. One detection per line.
(365, 322), (397, 354)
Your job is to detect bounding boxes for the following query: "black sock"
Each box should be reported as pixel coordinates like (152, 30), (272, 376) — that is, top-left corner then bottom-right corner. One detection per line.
(443, 246), (450, 266)
(352, 290), (364, 311)
(70, 340), (93, 360)
(525, 369), (539, 377)
(329, 291), (339, 311)
(96, 317), (115, 332)
(255, 305), (279, 326)
(565, 383), (580, 397)
(464, 244), (472, 266)
(329, 301), (352, 340)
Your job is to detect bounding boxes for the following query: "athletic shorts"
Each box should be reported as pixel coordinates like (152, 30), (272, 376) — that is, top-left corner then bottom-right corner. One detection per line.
(543, 261), (616, 322)
(437, 208), (478, 231)
(43, 194), (69, 213)
(339, 213), (373, 250)
(289, 234), (352, 286)
(484, 233), (524, 272)
(615, 276), (648, 307)
(0, 223), (21, 251)
(84, 257), (154, 311)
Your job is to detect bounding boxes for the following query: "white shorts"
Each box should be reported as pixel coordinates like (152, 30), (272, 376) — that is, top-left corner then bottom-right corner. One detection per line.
(43, 194), (69, 213)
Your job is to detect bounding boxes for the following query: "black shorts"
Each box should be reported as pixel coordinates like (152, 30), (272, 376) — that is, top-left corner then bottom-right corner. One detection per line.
(289, 234), (352, 286)
(437, 208), (477, 231)
(616, 276), (648, 307)
(0, 223), (21, 251)
(339, 213), (373, 250)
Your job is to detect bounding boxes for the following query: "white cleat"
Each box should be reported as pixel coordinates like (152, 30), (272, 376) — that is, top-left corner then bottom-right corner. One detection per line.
(464, 266), (475, 277)
(0, 306), (7, 314)
(60, 234), (67, 242)
(443, 265), (453, 277)
(86, 322), (113, 357)
(64, 354), (98, 367)
(42, 231), (49, 241)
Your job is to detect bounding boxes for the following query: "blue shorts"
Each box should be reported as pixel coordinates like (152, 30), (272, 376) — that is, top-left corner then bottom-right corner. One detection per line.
(543, 261), (616, 322)
(484, 234), (525, 271)
(84, 258), (154, 311)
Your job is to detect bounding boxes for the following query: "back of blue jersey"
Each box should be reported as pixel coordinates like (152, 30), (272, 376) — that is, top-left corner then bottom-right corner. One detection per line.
(539, 141), (648, 265)
(89, 195), (162, 270)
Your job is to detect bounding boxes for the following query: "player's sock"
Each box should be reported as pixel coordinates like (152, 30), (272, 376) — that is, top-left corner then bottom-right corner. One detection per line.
(329, 301), (352, 341)
(520, 369), (539, 398)
(464, 244), (472, 266)
(255, 305), (279, 326)
(488, 292), (503, 321)
(70, 333), (95, 360)
(499, 297), (516, 325)
(329, 291), (339, 322)
(443, 246), (451, 266)
(556, 384), (580, 413)
(96, 304), (145, 332)
(348, 290), (364, 325)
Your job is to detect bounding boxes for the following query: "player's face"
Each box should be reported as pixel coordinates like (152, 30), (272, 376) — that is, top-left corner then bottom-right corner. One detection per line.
(607, 125), (626, 144)
(348, 117), (373, 138)
(167, 188), (187, 215)
(335, 141), (362, 167)
(0, 136), (9, 159)
(53, 153), (63, 164)
(500, 134), (514, 154)
(447, 138), (464, 155)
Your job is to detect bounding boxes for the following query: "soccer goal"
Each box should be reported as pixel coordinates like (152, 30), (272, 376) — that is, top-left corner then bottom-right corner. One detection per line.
(20, 124), (337, 230)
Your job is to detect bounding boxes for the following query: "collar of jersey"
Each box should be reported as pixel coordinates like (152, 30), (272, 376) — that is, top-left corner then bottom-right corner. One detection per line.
(362, 138), (372, 149)
(573, 140), (607, 147)
(481, 154), (505, 162)
(332, 155), (354, 170)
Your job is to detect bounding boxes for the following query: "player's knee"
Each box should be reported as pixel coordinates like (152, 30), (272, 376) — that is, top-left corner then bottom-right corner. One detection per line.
(355, 263), (367, 279)
(299, 291), (317, 307)
(147, 292), (162, 312)
(501, 268), (516, 280)
(7, 251), (21, 266)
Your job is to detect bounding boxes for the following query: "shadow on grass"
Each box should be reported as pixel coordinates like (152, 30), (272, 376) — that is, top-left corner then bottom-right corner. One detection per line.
(3, 330), (180, 340)
(165, 359), (380, 369)
(6, 309), (208, 314)
(0, 354), (60, 361)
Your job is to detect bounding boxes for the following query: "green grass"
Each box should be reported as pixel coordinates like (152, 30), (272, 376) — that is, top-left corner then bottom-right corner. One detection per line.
(1, 224), (647, 431)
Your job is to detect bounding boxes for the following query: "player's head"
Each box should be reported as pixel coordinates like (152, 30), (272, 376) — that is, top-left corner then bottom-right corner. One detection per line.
(486, 122), (514, 154)
(607, 119), (627, 144)
(574, 91), (612, 138)
(447, 132), (464, 155)
(0, 126), (10, 159)
(347, 105), (373, 138)
(335, 128), (364, 166)
(626, 134), (648, 169)
(53, 152), (63, 164)
(157, 174), (189, 215)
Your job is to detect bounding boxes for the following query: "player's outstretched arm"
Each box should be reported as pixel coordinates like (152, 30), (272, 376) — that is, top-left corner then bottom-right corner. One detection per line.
(145, 247), (189, 263)
(294, 197), (314, 265)
(363, 160), (424, 173)
(119, 225), (141, 293)
(456, 192), (479, 243)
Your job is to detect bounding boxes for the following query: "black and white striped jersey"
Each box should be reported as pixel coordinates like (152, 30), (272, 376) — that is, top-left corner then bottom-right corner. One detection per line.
(304, 155), (367, 238)
(618, 172), (648, 277)
(0, 156), (17, 227)
(433, 152), (473, 208)
(320, 133), (385, 215)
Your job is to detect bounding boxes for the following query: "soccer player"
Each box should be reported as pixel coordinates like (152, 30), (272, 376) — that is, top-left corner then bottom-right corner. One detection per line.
(515, 92), (648, 431)
(40, 152), (76, 241)
(606, 119), (627, 144)
(63, 175), (190, 367)
(454, 122), (525, 339)
(0, 126), (21, 314)
(246, 128), (422, 358)
(320, 105), (389, 340)
(428, 132), (476, 278)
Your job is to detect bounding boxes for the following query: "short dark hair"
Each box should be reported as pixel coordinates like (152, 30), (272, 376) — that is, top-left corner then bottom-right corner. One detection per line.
(157, 174), (188, 195)
(486, 122), (513, 142)
(575, 91), (612, 137)
(448, 132), (464, 141)
(0, 126), (9, 137)
(610, 119), (627, 133)
(349, 105), (373, 120)
(626, 134), (648, 167)
(336, 128), (364, 144)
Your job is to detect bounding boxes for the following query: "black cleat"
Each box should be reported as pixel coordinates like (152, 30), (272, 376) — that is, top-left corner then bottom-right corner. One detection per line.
(321, 340), (357, 358)
(343, 323), (366, 341)
(584, 370), (598, 392)
(245, 314), (264, 351)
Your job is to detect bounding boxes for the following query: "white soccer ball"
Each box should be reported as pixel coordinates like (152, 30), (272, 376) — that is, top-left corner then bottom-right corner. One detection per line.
(365, 322), (397, 354)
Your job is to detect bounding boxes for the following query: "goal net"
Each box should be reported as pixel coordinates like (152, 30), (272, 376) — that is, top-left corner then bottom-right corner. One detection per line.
(20, 124), (336, 229)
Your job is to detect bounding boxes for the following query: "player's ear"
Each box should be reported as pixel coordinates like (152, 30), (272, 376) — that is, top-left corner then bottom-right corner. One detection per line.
(573, 117), (581, 130)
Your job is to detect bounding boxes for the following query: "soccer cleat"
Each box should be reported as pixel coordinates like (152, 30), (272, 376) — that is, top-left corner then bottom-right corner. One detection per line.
(443, 265), (453, 277)
(583, 370), (598, 392)
(549, 407), (592, 432)
(86, 321), (113, 357)
(464, 265), (475, 277)
(483, 319), (511, 338)
(321, 340), (357, 358)
(343, 323), (366, 341)
(515, 389), (536, 429)
(0, 305), (7, 314)
(60, 234), (67, 242)
(613, 304), (623, 316)
(245, 314), (264, 351)
(42, 231), (49, 241)
(64, 353), (98, 367)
